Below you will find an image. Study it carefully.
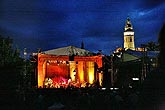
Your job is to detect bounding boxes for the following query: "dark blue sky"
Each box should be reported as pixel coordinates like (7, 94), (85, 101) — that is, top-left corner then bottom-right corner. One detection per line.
(0, 0), (165, 55)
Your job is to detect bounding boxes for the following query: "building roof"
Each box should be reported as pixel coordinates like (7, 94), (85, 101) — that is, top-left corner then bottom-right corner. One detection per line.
(122, 52), (140, 62)
(42, 46), (94, 56)
(122, 49), (159, 62)
(126, 49), (159, 57)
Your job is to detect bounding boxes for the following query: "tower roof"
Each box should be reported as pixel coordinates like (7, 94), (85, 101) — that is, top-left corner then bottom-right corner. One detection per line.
(124, 17), (133, 32)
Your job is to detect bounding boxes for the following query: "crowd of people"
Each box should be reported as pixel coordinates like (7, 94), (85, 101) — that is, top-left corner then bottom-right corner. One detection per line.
(22, 87), (139, 110)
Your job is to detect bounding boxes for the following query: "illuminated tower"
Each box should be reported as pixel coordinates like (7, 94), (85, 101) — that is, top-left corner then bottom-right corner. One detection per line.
(124, 17), (135, 50)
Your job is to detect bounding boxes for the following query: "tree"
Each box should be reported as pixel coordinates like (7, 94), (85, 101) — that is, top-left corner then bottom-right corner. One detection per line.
(145, 41), (159, 51)
(0, 35), (24, 90)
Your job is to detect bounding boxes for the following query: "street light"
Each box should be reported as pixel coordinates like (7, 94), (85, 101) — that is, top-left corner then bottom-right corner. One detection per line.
(132, 78), (139, 81)
(23, 48), (27, 101)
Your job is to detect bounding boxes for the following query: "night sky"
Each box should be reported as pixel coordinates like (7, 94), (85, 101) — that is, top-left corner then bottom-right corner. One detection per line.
(0, 0), (165, 55)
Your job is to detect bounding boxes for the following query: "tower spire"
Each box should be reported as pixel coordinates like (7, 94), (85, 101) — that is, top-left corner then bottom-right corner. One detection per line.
(81, 41), (84, 49)
(125, 17), (133, 32)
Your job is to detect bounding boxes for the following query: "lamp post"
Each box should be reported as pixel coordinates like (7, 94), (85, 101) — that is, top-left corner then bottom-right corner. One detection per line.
(23, 48), (27, 78)
(141, 44), (148, 83)
(110, 55), (114, 87)
(23, 48), (27, 101)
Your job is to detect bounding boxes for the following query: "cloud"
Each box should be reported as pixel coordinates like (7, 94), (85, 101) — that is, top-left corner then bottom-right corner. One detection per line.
(0, 0), (165, 55)
(130, 2), (165, 20)
(135, 0), (165, 10)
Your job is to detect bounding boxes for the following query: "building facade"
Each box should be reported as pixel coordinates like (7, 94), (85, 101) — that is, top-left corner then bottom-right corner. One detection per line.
(35, 46), (105, 88)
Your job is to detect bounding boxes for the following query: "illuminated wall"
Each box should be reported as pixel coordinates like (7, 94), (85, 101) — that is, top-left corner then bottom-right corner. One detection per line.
(86, 61), (95, 84)
(77, 61), (84, 83)
(98, 72), (103, 86)
(38, 58), (46, 88)
(69, 61), (76, 82)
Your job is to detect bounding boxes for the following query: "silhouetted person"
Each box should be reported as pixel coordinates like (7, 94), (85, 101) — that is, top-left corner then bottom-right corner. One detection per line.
(138, 24), (165, 110)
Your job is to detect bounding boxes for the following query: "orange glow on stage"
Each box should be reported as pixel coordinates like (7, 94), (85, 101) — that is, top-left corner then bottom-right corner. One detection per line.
(37, 53), (103, 88)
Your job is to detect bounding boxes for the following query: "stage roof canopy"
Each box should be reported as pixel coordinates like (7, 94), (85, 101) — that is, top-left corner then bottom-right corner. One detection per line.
(43, 46), (94, 56)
